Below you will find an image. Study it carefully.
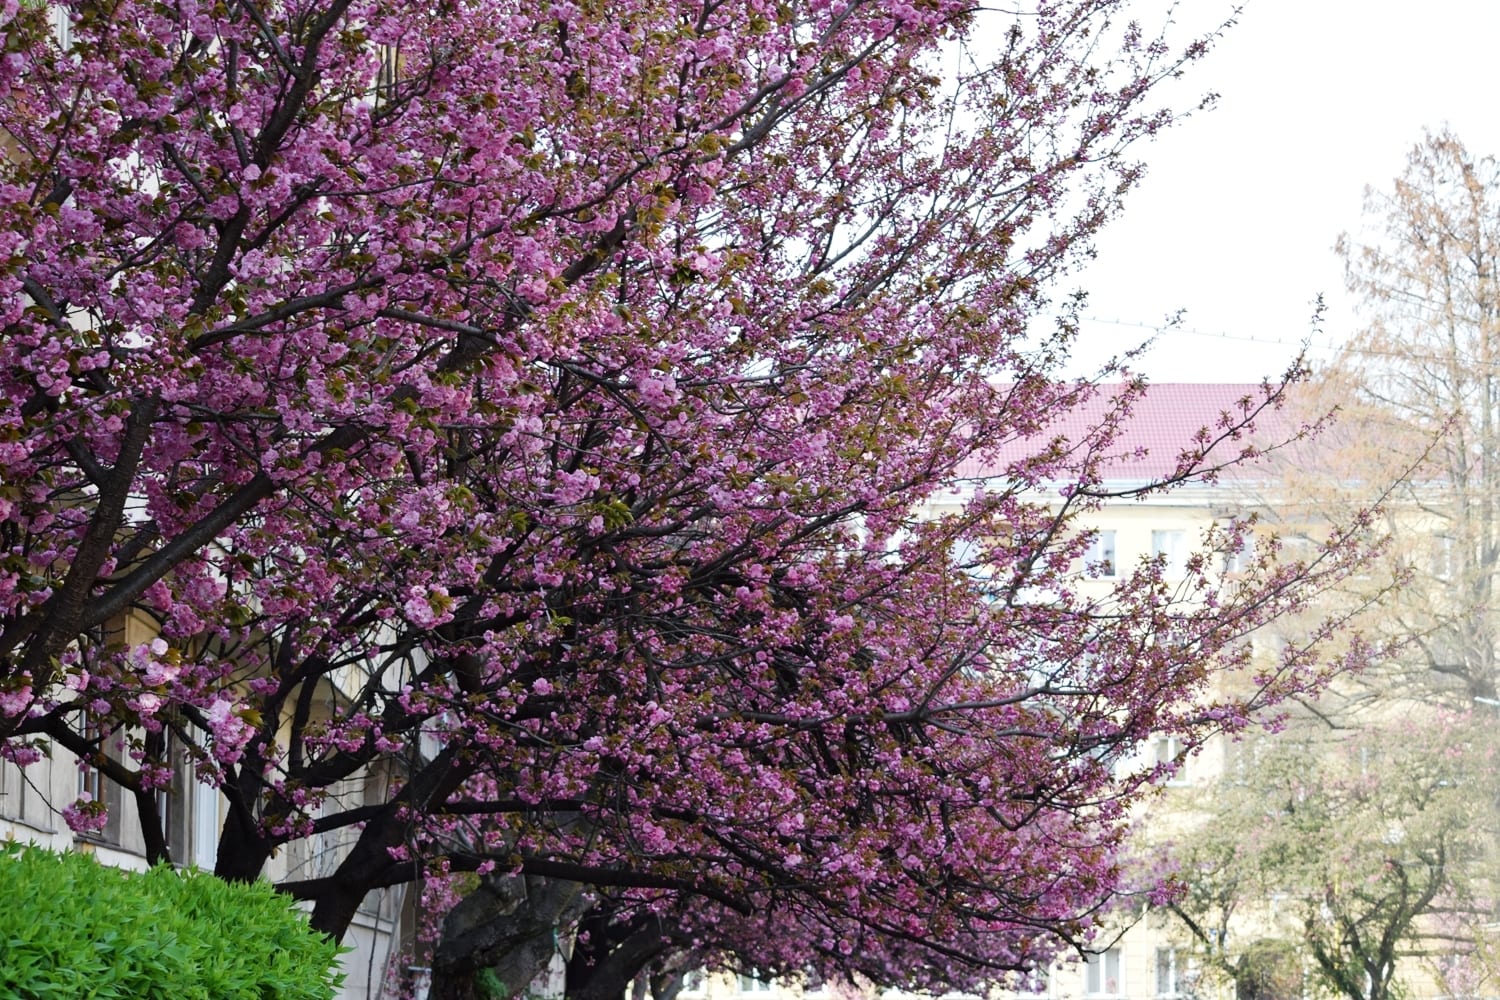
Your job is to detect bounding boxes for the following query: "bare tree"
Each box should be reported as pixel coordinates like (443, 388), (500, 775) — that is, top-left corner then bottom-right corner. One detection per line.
(1334, 128), (1500, 706)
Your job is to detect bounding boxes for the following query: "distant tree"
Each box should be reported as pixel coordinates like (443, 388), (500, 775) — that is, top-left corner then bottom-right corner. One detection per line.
(1160, 717), (1496, 1000)
(1328, 129), (1500, 707)
(0, 1), (1376, 996)
(1158, 129), (1500, 1000)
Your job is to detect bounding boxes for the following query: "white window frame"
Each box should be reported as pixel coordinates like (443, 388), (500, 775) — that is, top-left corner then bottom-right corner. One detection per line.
(1223, 532), (1254, 574)
(50, 4), (73, 49)
(0, 758), (19, 820)
(75, 713), (123, 845)
(1151, 734), (1189, 786)
(1085, 530), (1117, 578)
(1085, 949), (1123, 998)
(152, 729), (221, 869)
(1156, 946), (1184, 998)
(1151, 529), (1188, 578)
(1431, 533), (1455, 581)
(738, 972), (773, 994)
(190, 768), (220, 868)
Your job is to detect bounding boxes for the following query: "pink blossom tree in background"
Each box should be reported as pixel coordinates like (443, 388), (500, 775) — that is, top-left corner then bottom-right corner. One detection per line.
(0, 0), (1375, 996)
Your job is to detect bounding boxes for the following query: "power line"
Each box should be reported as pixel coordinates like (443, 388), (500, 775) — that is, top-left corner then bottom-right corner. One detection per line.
(1078, 315), (1500, 371)
(1078, 315), (1343, 355)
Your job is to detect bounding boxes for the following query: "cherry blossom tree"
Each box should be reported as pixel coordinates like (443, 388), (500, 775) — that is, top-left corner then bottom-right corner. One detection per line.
(0, 0), (1374, 995)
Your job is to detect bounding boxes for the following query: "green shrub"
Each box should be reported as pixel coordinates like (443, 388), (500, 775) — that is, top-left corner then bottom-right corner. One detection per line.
(0, 843), (344, 1000)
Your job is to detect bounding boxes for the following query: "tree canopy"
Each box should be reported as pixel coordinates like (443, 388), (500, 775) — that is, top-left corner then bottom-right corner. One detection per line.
(0, 1), (1372, 994)
(1332, 129), (1500, 706)
(1160, 717), (1497, 1000)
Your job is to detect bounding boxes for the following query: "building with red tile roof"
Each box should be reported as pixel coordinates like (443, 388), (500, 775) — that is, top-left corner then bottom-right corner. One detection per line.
(955, 382), (1286, 488)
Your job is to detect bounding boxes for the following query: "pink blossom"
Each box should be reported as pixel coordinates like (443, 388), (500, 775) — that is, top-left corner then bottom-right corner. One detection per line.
(0, 685), (32, 718)
(62, 795), (109, 835)
(0, 0), (1378, 988)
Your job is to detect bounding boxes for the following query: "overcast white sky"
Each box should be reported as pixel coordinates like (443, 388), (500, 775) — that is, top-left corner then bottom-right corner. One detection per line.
(1053, 0), (1500, 382)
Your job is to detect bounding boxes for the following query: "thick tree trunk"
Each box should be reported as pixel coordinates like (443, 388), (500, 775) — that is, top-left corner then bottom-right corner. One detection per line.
(213, 801), (274, 883)
(566, 915), (682, 1000)
(648, 970), (686, 1000)
(429, 874), (589, 1000)
(295, 745), (472, 940)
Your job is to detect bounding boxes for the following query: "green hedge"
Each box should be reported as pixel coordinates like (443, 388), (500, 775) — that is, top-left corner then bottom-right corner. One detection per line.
(0, 843), (343, 1000)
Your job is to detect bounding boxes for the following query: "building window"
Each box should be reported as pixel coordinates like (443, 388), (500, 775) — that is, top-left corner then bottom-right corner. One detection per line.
(1222, 533), (1254, 574)
(1151, 735), (1189, 785)
(375, 43), (403, 105)
(738, 972), (773, 993)
(1156, 947), (1184, 997)
(1085, 949), (1122, 997)
(49, 4), (72, 49)
(1151, 529), (1188, 577)
(155, 730), (219, 868)
(158, 734), (191, 863)
(679, 970), (706, 996)
(1431, 534), (1455, 581)
(0, 754), (57, 831)
(1085, 530), (1117, 578)
(75, 715), (122, 845)
(0, 758), (19, 821)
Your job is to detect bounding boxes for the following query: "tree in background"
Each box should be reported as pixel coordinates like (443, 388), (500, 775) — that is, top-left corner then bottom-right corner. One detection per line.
(0, 1), (1376, 996)
(1159, 717), (1496, 1000)
(1156, 130), (1500, 1000)
(1328, 129), (1500, 707)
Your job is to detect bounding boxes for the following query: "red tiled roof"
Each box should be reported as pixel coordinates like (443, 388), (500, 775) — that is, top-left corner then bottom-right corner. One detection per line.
(957, 383), (1283, 484)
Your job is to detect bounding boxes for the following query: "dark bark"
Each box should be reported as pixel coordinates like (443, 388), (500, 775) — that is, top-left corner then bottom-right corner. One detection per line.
(213, 795), (275, 883)
(566, 914), (685, 1000)
(2, 396), (158, 689)
(303, 744), (472, 938)
(648, 968), (689, 1000)
(429, 874), (590, 1000)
